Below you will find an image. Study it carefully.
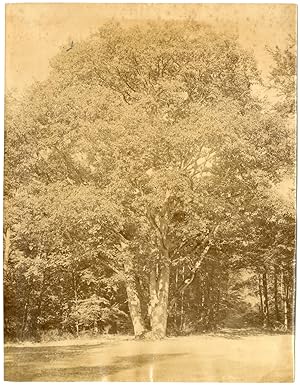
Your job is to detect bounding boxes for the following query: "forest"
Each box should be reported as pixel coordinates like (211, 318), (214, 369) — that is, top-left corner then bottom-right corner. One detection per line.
(4, 21), (296, 342)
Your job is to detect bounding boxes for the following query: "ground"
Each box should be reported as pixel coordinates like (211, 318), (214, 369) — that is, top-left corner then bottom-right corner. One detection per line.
(5, 329), (294, 382)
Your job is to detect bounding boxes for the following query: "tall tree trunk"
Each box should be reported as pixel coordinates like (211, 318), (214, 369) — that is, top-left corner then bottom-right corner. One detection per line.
(93, 319), (99, 334)
(280, 266), (285, 319)
(21, 301), (29, 340)
(4, 227), (11, 339)
(180, 265), (185, 331)
(258, 274), (264, 324)
(214, 287), (221, 330)
(72, 271), (79, 337)
(262, 269), (270, 328)
(149, 261), (170, 339)
(283, 277), (289, 331)
(274, 265), (280, 323)
(31, 273), (46, 341)
(4, 227), (10, 277)
(208, 264), (216, 329)
(204, 272), (211, 329)
(20, 281), (32, 340)
(175, 267), (179, 329)
(146, 199), (174, 339)
(124, 258), (146, 338)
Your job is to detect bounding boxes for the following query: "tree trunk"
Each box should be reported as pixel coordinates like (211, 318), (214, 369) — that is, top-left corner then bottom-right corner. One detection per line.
(280, 266), (285, 323)
(21, 301), (29, 340)
(31, 273), (46, 341)
(283, 276), (289, 331)
(175, 267), (179, 329)
(262, 269), (270, 328)
(3, 228), (11, 339)
(208, 265), (216, 329)
(4, 227), (10, 277)
(204, 271), (211, 329)
(124, 258), (146, 338)
(180, 265), (185, 332)
(93, 319), (98, 334)
(20, 282), (32, 340)
(274, 265), (280, 323)
(258, 274), (264, 324)
(214, 288), (221, 330)
(149, 262), (170, 339)
(72, 271), (80, 337)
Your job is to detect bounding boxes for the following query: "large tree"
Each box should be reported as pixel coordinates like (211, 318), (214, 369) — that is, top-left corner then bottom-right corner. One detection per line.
(5, 21), (293, 339)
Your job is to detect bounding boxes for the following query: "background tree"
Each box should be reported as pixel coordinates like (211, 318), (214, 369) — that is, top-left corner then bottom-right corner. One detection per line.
(267, 36), (296, 116)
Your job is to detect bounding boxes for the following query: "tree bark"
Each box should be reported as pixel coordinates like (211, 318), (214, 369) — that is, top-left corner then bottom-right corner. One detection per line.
(175, 267), (179, 329)
(204, 272), (211, 329)
(149, 261), (170, 339)
(21, 301), (29, 340)
(4, 227), (11, 277)
(124, 258), (147, 338)
(262, 269), (270, 328)
(180, 265), (185, 332)
(214, 288), (221, 329)
(283, 276), (289, 331)
(72, 271), (80, 337)
(31, 273), (46, 341)
(146, 203), (171, 338)
(258, 274), (264, 324)
(274, 265), (280, 323)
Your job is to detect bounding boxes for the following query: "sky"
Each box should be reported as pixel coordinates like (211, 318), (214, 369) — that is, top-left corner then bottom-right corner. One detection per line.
(5, 3), (296, 92)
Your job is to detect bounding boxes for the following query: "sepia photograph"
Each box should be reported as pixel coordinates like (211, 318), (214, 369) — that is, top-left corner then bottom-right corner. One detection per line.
(3, 3), (297, 382)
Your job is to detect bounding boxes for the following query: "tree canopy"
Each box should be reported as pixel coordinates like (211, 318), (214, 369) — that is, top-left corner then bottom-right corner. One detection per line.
(4, 21), (295, 341)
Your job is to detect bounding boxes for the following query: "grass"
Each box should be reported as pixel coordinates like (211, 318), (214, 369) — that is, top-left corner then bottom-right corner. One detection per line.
(5, 333), (133, 348)
(5, 328), (294, 382)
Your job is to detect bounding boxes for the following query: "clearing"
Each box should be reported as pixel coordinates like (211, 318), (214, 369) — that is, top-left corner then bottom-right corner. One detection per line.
(4, 329), (294, 382)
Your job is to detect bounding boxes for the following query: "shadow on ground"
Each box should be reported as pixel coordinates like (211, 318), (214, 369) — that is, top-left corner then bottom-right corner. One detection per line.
(205, 327), (289, 339)
(5, 342), (110, 366)
(5, 352), (188, 381)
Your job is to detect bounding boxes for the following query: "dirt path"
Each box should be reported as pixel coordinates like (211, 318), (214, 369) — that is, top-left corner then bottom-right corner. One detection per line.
(5, 330), (294, 382)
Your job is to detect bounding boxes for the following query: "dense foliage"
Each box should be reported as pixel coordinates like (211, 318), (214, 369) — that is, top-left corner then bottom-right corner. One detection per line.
(4, 21), (295, 341)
